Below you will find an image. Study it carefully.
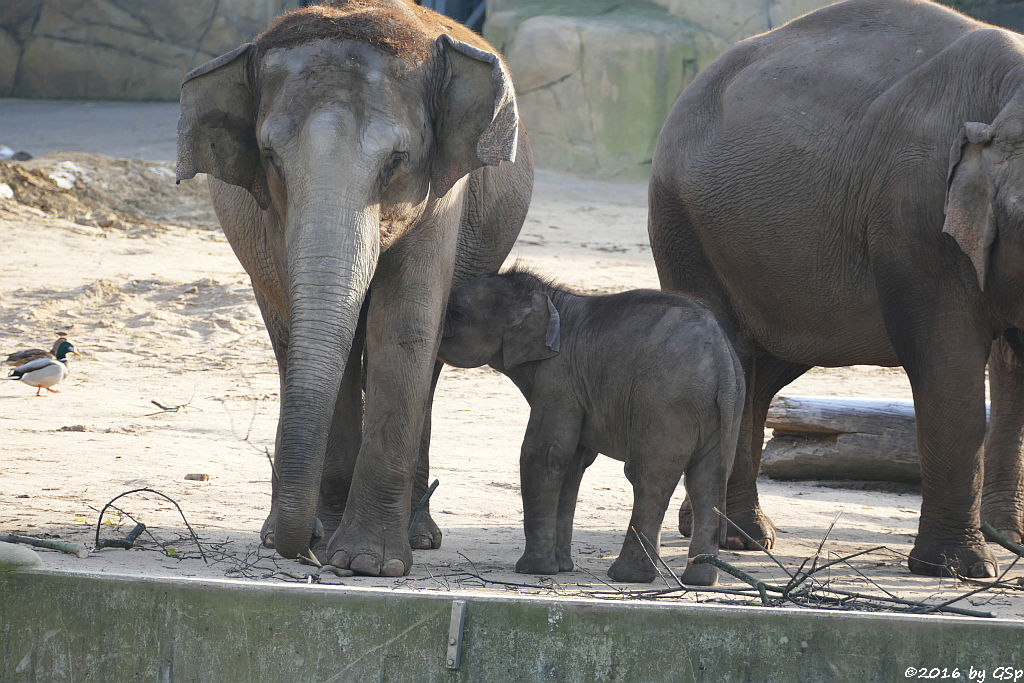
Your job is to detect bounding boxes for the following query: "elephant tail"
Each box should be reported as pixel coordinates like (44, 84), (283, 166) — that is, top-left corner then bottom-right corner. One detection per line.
(714, 343), (746, 545)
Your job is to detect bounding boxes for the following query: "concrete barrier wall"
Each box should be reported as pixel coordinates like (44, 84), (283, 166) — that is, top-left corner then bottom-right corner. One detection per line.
(2, 569), (1024, 681)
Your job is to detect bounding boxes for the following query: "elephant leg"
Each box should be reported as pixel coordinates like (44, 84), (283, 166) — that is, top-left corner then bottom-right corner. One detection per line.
(516, 408), (584, 575)
(679, 355), (808, 550)
(326, 220), (459, 577)
(892, 326), (997, 577)
(409, 360), (444, 550)
(609, 446), (690, 583)
(313, 304), (368, 557)
(554, 447), (597, 572)
(680, 436), (728, 586)
(983, 335), (1024, 543)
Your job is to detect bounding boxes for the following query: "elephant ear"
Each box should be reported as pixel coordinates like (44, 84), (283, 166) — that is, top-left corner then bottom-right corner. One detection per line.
(431, 34), (520, 197)
(943, 121), (996, 290)
(502, 292), (561, 369)
(177, 43), (270, 209)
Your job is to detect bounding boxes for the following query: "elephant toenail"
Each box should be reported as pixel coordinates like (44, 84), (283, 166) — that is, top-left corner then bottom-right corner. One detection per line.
(350, 554), (381, 576)
(382, 559), (406, 576)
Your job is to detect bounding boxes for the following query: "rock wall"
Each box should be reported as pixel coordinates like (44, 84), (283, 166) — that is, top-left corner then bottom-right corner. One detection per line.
(0, 0), (291, 101)
(487, 1), (725, 178)
(647, 0), (825, 45)
(489, 0), (1024, 178)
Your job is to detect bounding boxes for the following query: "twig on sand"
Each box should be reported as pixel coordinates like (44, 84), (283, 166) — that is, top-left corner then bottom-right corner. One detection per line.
(0, 534), (89, 558)
(95, 522), (147, 549)
(690, 554), (772, 605)
(687, 553), (997, 618)
(145, 391), (199, 416)
(94, 487), (207, 563)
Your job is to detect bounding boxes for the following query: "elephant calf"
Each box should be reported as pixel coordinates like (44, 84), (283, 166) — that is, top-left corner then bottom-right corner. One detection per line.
(438, 269), (744, 584)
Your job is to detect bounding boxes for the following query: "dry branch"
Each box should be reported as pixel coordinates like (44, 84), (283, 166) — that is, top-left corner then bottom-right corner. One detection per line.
(0, 534), (88, 558)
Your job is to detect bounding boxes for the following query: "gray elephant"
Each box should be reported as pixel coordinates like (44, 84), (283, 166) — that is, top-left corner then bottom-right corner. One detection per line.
(648, 0), (1024, 578)
(176, 0), (533, 575)
(437, 269), (744, 585)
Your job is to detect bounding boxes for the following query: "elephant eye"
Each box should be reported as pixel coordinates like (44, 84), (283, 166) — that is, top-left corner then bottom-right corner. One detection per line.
(262, 149), (283, 178)
(379, 151), (408, 189)
(448, 303), (466, 323)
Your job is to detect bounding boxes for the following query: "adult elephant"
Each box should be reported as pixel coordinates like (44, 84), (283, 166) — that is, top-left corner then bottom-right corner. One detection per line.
(176, 0), (533, 575)
(649, 0), (1024, 578)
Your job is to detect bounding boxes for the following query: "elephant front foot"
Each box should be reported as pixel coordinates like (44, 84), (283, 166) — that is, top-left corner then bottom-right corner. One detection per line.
(680, 561), (718, 587)
(607, 555), (656, 583)
(515, 550), (560, 575)
(681, 500), (775, 550)
(327, 522), (411, 577)
(908, 532), (997, 578)
(261, 513), (324, 554)
(409, 509), (443, 550)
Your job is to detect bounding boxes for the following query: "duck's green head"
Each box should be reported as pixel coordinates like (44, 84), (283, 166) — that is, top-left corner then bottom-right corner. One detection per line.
(55, 341), (80, 360)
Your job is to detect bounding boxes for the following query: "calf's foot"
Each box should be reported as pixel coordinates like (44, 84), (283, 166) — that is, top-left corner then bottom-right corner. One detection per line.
(680, 562), (718, 587)
(515, 550), (560, 575)
(556, 547), (574, 572)
(607, 555), (657, 583)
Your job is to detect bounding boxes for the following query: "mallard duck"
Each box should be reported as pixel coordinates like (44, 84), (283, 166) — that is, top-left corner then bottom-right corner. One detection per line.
(4, 337), (70, 367)
(5, 340), (80, 396)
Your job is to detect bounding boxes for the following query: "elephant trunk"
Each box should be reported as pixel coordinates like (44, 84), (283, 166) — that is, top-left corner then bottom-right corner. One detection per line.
(271, 197), (379, 559)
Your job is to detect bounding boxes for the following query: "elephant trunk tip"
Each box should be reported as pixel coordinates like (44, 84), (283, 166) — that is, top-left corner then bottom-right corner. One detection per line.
(273, 536), (311, 561)
(271, 516), (316, 560)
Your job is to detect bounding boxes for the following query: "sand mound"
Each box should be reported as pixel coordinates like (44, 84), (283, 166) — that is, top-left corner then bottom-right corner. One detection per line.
(0, 152), (216, 230)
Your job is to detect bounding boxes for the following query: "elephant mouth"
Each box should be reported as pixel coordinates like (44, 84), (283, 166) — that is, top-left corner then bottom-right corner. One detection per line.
(1004, 328), (1024, 361)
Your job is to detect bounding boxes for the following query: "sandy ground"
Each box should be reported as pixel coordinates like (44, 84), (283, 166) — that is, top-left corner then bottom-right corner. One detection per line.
(2, 100), (1023, 621)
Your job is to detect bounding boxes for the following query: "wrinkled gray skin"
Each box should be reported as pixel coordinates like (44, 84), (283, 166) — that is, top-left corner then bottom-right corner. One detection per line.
(176, 4), (533, 575)
(438, 270), (744, 584)
(649, 0), (1024, 578)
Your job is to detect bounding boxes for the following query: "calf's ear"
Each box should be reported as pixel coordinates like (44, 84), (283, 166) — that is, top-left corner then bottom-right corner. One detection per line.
(502, 292), (560, 369)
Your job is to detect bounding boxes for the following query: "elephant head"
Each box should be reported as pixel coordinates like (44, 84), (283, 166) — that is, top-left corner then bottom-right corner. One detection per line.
(440, 273), (561, 371)
(177, 7), (520, 559)
(944, 95), (1024, 329)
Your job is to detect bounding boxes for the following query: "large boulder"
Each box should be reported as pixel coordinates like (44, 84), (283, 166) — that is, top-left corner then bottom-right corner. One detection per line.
(0, 0), (291, 101)
(487, 1), (726, 178)
(648, 0), (825, 45)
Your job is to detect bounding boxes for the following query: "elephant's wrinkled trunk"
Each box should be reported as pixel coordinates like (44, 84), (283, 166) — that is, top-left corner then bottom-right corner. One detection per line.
(272, 197), (379, 559)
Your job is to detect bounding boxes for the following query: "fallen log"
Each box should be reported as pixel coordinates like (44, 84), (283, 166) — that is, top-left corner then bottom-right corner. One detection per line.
(762, 396), (921, 483)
